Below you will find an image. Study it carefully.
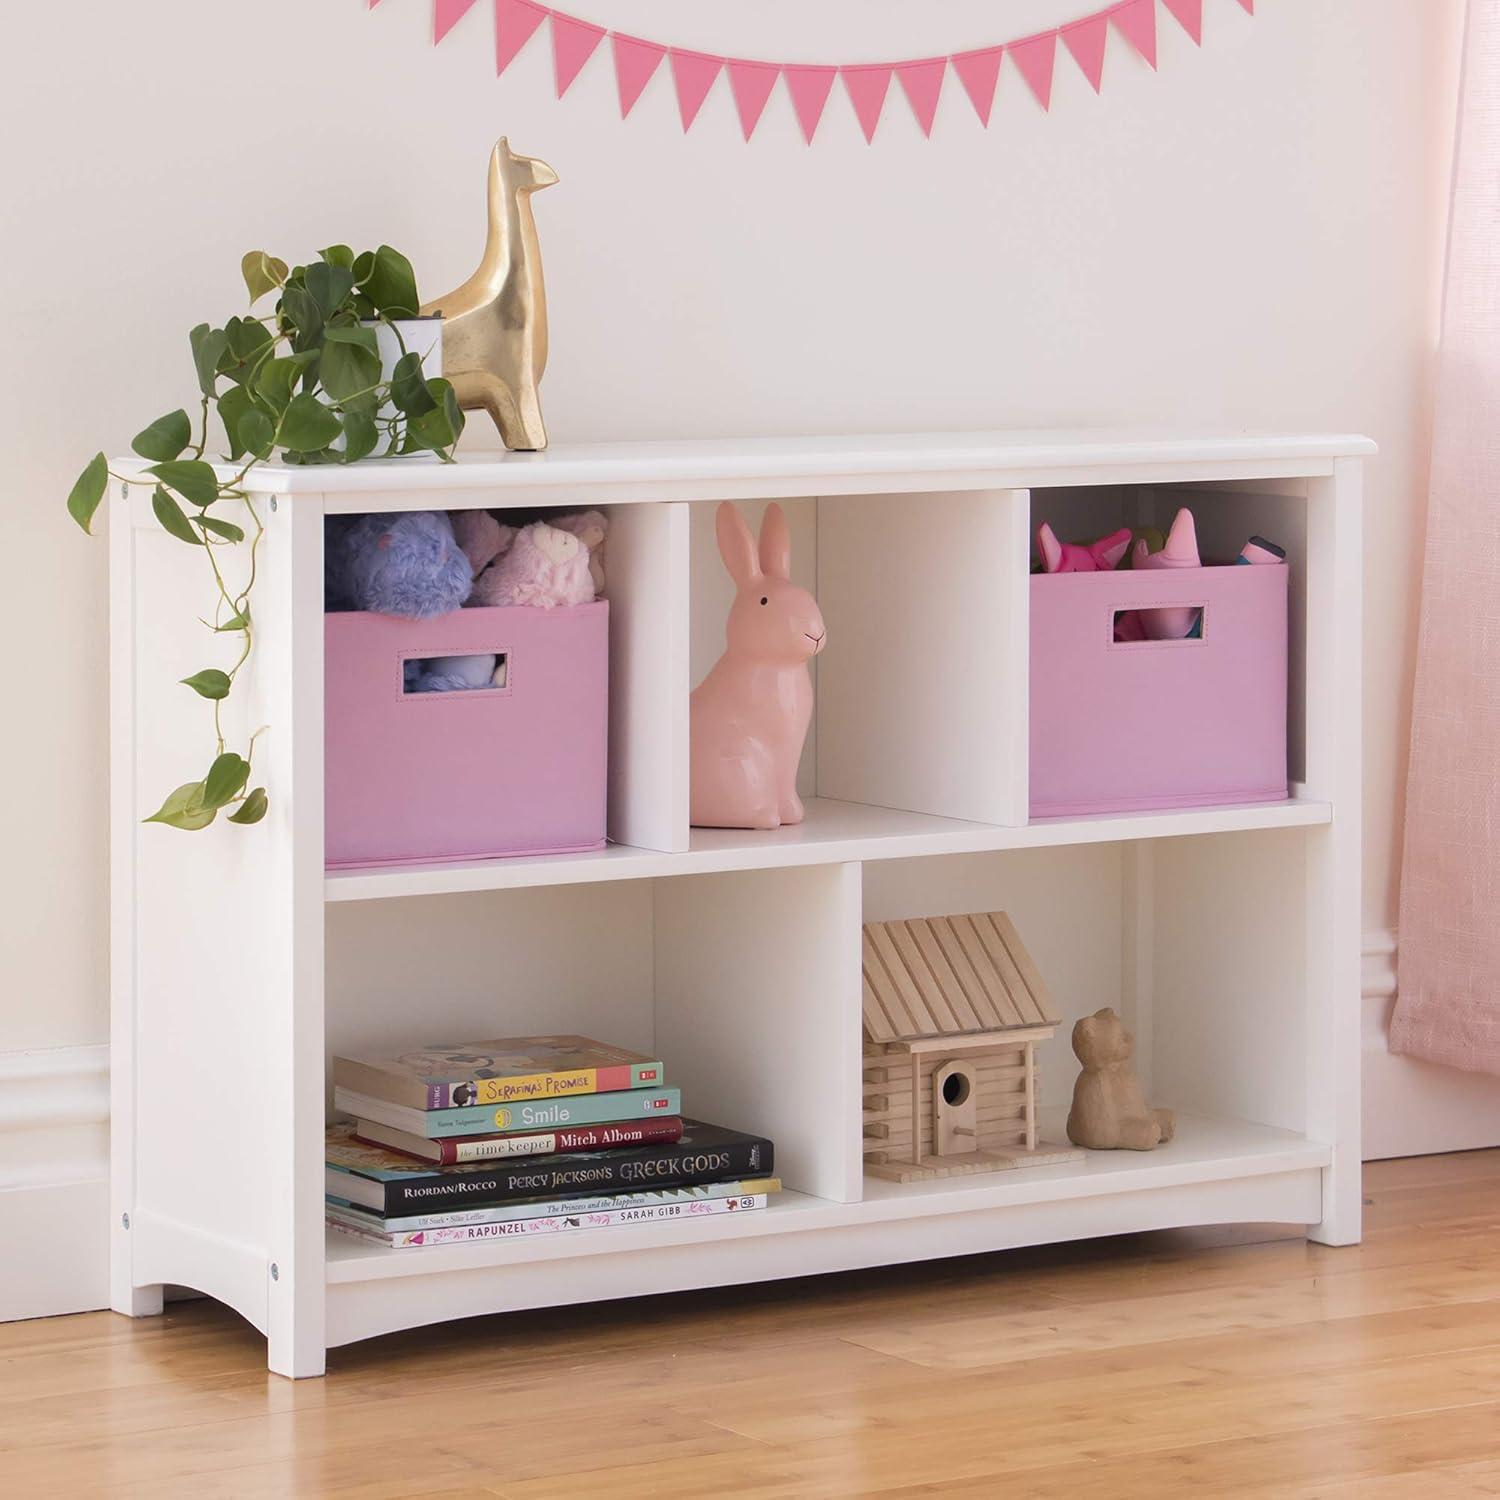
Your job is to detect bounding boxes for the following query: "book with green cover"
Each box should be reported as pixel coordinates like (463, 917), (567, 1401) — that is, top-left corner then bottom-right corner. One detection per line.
(332, 1035), (665, 1111)
(334, 1085), (682, 1138)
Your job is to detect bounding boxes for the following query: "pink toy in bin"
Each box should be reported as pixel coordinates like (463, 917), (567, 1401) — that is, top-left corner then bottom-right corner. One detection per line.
(324, 601), (608, 867)
(1030, 563), (1288, 817)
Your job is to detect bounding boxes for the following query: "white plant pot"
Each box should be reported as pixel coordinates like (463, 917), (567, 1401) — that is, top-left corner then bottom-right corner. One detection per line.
(328, 316), (444, 458)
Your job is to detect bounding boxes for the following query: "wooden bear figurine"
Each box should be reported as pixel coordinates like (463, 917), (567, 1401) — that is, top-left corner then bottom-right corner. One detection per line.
(420, 138), (557, 452)
(1066, 1007), (1176, 1151)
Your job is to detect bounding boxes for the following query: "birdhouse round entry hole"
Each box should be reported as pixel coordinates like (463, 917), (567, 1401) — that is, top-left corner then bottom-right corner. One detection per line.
(941, 1070), (971, 1108)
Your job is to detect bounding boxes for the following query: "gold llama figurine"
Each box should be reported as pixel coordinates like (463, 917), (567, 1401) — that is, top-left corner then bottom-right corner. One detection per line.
(421, 138), (558, 452)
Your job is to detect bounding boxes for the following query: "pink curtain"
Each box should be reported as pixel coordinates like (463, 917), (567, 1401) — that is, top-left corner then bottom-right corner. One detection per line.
(1393, 1), (1500, 1075)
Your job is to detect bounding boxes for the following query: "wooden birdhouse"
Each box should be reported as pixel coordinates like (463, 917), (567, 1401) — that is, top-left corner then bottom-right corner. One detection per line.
(862, 911), (1083, 1182)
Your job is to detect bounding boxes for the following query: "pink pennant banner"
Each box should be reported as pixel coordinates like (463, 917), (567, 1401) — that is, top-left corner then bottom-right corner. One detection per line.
(1060, 15), (1108, 94)
(612, 33), (666, 118)
(784, 65), (837, 145)
(434, 0), (481, 45)
(842, 65), (892, 144)
(1161, 0), (1204, 45)
(551, 12), (604, 97)
(1112, 0), (1159, 69)
(1008, 31), (1058, 112)
(420, 0), (1255, 142)
(727, 60), (779, 141)
(896, 59), (946, 138)
(494, 0), (546, 77)
(951, 46), (1003, 128)
(669, 49), (723, 132)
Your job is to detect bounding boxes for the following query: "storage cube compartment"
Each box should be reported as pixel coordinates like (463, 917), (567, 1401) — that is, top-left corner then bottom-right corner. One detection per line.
(325, 862), (865, 1206)
(1029, 484), (1302, 818)
(324, 601), (609, 868)
(860, 826), (1320, 1177)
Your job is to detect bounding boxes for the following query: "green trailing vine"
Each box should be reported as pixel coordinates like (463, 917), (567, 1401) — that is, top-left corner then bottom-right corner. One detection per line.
(66, 245), (463, 830)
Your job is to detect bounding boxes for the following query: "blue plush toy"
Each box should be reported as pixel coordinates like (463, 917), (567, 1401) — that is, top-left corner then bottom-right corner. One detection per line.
(325, 511), (473, 619)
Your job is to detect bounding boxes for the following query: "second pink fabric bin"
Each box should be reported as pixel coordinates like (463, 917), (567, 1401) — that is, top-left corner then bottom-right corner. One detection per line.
(1029, 565), (1288, 818)
(325, 601), (609, 868)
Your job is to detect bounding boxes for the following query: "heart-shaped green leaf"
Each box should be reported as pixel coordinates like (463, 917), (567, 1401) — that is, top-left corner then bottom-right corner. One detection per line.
(151, 486), (203, 545)
(67, 452), (109, 534)
(214, 610), (249, 632)
(241, 251), (289, 303)
(131, 410), (191, 463)
(306, 262), (355, 317)
(320, 244), (355, 270)
(189, 324), (229, 398)
(255, 354), (314, 415)
(181, 668), (231, 699)
(338, 407), (379, 463)
(390, 351), (435, 418)
(365, 245), (420, 318)
(408, 377), (464, 452)
(280, 283), (323, 345)
(279, 392), (342, 452)
(198, 515), (245, 542)
(201, 752), (251, 809)
(144, 780), (216, 830)
(148, 460), (219, 508)
(320, 328), (381, 403)
(228, 786), (269, 825)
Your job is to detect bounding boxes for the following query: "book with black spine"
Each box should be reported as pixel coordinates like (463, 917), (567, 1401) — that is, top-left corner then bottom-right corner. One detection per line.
(325, 1120), (773, 1216)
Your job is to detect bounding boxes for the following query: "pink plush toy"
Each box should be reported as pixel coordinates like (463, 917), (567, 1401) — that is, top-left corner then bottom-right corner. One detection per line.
(551, 509), (609, 595)
(690, 503), (825, 830)
(1130, 508), (1201, 639)
(449, 510), (516, 581)
(469, 520), (595, 609)
(1038, 523), (1132, 574)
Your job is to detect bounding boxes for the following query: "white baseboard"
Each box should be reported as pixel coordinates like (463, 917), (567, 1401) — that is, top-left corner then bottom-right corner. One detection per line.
(1361, 930), (1500, 1161)
(0, 1045), (110, 1322)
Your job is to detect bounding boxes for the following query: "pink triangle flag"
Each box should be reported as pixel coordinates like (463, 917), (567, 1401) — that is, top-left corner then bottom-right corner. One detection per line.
(612, 33), (666, 118)
(1161, 0), (1204, 45)
(669, 49), (723, 132)
(494, 0), (547, 76)
(895, 58), (946, 137)
(1112, 0), (1159, 69)
(1236, 0), (1254, 11)
(1060, 15), (1108, 93)
(434, 0), (481, 44)
(1008, 31), (1058, 111)
(784, 65), (837, 144)
(951, 47), (1003, 127)
(551, 12), (604, 97)
(842, 65), (893, 143)
(726, 60), (779, 141)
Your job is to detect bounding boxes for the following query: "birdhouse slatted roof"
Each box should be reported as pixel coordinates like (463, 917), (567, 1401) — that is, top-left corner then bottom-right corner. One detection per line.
(862, 912), (1061, 1044)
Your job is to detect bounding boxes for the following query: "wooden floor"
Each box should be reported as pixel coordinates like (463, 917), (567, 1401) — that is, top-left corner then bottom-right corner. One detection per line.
(3, 1152), (1499, 1497)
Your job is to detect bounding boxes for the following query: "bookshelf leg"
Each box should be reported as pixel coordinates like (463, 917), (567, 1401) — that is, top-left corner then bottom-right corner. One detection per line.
(115, 1284), (165, 1318)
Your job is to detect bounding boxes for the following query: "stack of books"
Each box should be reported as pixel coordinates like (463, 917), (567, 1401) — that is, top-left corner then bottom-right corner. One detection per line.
(327, 1035), (778, 1248)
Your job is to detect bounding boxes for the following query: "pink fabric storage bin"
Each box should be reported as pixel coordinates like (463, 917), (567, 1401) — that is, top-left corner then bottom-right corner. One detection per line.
(1029, 566), (1287, 817)
(325, 601), (608, 868)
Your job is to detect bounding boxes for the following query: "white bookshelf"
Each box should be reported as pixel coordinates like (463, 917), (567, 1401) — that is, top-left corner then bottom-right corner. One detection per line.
(109, 430), (1369, 1377)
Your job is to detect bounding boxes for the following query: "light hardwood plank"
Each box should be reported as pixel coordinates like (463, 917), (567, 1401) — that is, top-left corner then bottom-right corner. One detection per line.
(0, 1150), (1494, 1497)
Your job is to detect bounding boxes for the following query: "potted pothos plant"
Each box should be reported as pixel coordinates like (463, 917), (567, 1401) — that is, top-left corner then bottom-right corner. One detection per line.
(66, 244), (463, 830)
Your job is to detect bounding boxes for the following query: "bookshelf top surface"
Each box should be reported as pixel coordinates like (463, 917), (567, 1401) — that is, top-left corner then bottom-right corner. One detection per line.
(122, 429), (1377, 500)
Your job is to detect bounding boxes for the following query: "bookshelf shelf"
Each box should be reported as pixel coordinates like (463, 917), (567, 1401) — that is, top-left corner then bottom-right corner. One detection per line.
(110, 429), (1366, 1377)
(320, 1113), (1329, 1348)
(323, 795), (1334, 903)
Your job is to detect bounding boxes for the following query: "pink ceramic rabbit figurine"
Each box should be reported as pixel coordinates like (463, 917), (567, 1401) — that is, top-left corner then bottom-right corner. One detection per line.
(690, 502), (826, 830)
(1037, 523), (1132, 573)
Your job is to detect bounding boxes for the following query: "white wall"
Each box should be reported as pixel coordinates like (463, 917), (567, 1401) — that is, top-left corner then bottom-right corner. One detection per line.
(0, 0), (1465, 1300)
